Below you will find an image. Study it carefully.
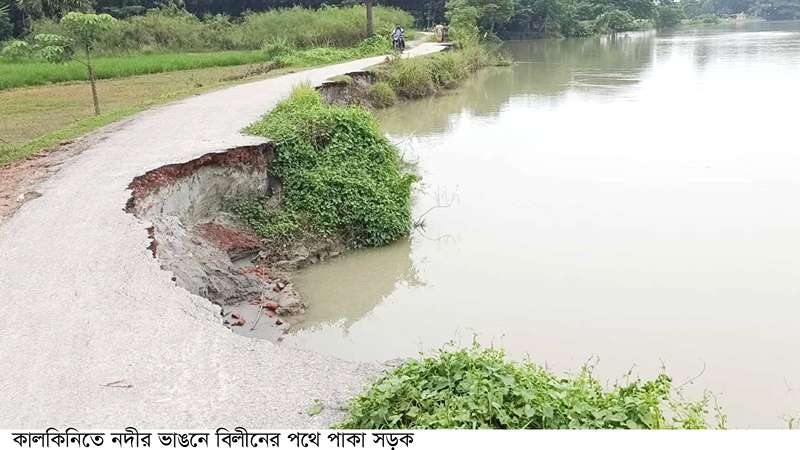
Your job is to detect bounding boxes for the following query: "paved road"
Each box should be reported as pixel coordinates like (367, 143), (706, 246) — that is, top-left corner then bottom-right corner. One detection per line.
(0, 42), (445, 428)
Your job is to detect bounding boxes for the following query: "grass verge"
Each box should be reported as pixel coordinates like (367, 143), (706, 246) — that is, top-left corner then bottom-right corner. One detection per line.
(337, 344), (725, 429)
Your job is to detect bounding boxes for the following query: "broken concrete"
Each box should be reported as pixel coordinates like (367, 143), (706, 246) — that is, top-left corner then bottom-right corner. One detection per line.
(125, 144), (283, 308)
(317, 71), (378, 107)
(123, 142), (351, 334)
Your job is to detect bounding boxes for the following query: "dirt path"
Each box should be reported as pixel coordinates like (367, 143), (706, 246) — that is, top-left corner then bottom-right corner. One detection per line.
(0, 42), (444, 428)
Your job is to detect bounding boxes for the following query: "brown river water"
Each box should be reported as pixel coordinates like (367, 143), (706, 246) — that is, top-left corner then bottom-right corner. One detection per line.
(279, 22), (800, 427)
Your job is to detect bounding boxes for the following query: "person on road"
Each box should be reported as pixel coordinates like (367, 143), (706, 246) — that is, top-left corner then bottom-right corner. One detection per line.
(392, 25), (405, 51)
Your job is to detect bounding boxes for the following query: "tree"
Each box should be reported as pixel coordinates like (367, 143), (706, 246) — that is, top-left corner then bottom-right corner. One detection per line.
(445, 0), (513, 34)
(656, 0), (685, 27)
(366, 0), (374, 35)
(445, 0), (480, 44)
(0, 0), (13, 40)
(36, 12), (116, 115)
(15, 0), (89, 20)
(751, 0), (800, 19)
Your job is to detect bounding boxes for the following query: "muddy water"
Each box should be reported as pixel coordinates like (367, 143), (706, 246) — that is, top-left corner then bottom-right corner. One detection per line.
(283, 22), (800, 427)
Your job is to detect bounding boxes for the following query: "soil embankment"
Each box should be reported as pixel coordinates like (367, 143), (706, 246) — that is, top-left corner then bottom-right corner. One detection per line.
(124, 143), (350, 339)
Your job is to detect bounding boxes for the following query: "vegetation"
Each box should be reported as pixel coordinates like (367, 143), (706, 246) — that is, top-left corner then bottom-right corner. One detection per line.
(1, 34), (398, 91)
(237, 87), (415, 247)
(338, 344), (725, 429)
(34, 12), (117, 114)
(4, 5), (411, 50)
(1, 6), (411, 90)
(378, 46), (490, 100)
(443, 0), (799, 40)
(3, 0), (799, 49)
(1, 50), (266, 89)
(367, 81), (397, 107)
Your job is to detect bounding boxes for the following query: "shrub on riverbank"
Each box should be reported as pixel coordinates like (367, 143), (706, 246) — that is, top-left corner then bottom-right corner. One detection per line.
(367, 81), (397, 108)
(377, 46), (492, 101)
(237, 87), (415, 247)
(338, 344), (723, 429)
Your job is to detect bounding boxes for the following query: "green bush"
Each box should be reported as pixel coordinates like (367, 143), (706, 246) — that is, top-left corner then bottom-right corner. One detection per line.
(17, 5), (412, 55)
(381, 47), (490, 99)
(1, 40), (33, 59)
(233, 5), (413, 50)
(262, 37), (294, 61)
(428, 52), (468, 87)
(384, 58), (436, 99)
(338, 344), (722, 429)
(367, 81), (397, 108)
(687, 13), (720, 24)
(594, 9), (640, 33)
(240, 87), (415, 247)
(656, 3), (686, 28)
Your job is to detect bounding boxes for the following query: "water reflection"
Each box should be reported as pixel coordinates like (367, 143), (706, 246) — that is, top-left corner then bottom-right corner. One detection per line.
(290, 238), (423, 332)
(379, 32), (657, 137)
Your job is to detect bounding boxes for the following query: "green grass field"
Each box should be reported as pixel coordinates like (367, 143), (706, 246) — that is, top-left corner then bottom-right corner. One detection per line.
(0, 35), (405, 166)
(0, 51), (273, 90)
(0, 34), (403, 90)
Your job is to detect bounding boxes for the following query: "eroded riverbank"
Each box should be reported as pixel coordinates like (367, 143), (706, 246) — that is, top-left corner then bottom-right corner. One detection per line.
(121, 47), (490, 341)
(0, 43), (445, 428)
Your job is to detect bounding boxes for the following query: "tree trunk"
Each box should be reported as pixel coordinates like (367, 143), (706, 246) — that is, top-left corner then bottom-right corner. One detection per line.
(365, 0), (374, 36)
(86, 44), (100, 116)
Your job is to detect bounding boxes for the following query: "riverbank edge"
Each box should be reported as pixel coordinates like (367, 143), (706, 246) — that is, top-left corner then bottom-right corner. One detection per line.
(119, 46), (496, 340)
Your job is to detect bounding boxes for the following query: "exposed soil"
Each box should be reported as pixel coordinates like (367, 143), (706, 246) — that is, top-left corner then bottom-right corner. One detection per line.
(317, 71), (379, 108)
(124, 143), (348, 339)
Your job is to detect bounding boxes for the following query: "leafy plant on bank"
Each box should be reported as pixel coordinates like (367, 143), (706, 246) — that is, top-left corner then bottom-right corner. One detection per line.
(337, 344), (724, 429)
(237, 86), (416, 247)
(367, 81), (397, 108)
(377, 45), (491, 100)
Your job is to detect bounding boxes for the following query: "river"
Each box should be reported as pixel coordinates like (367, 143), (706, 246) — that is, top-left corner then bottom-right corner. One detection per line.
(283, 22), (800, 427)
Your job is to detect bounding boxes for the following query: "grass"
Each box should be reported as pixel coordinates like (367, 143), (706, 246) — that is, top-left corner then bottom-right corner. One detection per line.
(0, 34), (394, 90)
(337, 344), (725, 429)
(22, 6), (413, 54)
(0, 37), (399, 166)
(236, 86), (415, 247)
(0, 50), (272, 90)
(1, 4), (414, 90)
(366, 46), (494, 103)
(233, 6), (414, 49)
(0, 108), (138, 166)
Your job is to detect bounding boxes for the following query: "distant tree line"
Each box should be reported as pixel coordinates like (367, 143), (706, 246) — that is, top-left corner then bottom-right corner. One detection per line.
(2, 0), (799, 41)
